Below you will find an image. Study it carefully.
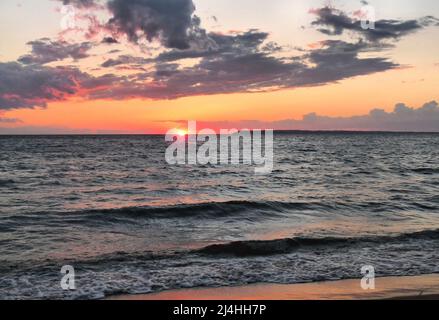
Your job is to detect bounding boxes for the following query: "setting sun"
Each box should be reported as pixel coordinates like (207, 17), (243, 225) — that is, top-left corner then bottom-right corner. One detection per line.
(176, 129), (188, 137)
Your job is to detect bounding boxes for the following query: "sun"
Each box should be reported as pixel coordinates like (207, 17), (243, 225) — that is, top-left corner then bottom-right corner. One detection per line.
(176, 129), (187, 137)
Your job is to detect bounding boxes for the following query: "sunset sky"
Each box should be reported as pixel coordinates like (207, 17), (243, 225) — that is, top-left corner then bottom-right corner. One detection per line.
(1, 0), (439, 133)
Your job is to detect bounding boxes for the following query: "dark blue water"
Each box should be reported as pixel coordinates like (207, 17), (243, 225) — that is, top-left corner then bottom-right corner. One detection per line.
(0, 133), (438, 299)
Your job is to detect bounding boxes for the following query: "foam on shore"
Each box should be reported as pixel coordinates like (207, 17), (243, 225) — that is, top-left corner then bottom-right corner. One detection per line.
(107, 274), (439, 300)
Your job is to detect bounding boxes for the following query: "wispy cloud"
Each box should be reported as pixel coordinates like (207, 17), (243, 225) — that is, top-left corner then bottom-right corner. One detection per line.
(0, 117), (21, 124)
(18, 38), (93, 65)
(0, 125), (130, 135)
(310, 6), (439, 41)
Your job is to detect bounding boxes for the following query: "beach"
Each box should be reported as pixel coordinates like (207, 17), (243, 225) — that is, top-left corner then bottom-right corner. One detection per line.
(107, 274), (439, 300)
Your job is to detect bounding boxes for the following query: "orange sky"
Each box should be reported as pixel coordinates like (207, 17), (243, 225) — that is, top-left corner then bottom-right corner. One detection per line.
(1, 0), (439, 133)
(6, 62), (438, 133)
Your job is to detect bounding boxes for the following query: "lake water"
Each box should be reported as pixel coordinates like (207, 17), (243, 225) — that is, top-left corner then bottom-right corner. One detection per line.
(0, 133), (438, 299)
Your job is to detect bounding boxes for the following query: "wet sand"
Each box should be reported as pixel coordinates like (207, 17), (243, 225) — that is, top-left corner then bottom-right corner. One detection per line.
(107, 274), (439, 300)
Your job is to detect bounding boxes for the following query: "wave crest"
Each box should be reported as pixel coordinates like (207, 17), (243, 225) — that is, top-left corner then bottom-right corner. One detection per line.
(196, 229), (439, 257)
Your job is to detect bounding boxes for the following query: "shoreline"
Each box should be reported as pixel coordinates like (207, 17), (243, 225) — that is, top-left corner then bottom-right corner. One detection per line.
(107, 274), (439, 300)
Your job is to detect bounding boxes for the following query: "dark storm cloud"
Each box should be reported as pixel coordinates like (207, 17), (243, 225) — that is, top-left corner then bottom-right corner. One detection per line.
(57, 0), (211, 49)
(311, 6), (438, 42)
(18, 39), (92, 65)
(106, 0), (200, 49)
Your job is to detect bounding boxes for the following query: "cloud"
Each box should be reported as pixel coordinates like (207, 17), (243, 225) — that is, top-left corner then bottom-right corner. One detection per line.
(90, 32), (398, 101)
(155, 30), (270, 62)
(101, 55), (151, 68)
(171, 101), (439, 132)
(105, 0), (203, 49)
(18, 39), (92, 65)
(0, 62), (82, 109)
(0, 125), (91, 134)
(59, 0), (97, 8)
(311, 6), (438, 42)
(1, 4), (433, 110)
(0, 32), (398, 109)
(0, 117), (21, 124)
(0, 62), (120, 110)
(291, 40), (397, 87)
(101, 37), (119, 44)
(0, 125), (137, 134)
(58, 0), (215, 49)
(295, 101), (439, 131)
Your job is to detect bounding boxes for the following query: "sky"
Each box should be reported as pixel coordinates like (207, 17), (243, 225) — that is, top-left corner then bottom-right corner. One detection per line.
(0, 0), (439, 133)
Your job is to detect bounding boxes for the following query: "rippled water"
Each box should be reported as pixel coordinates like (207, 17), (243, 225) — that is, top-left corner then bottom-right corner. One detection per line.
(0, 133), (438, 299)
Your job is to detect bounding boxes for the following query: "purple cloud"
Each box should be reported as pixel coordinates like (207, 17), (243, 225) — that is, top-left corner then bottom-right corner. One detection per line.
(0, 62), (121, 110)
(172, 101), (439, 132)
(311, 6), (438, 42)
(18, 39), (92, 65)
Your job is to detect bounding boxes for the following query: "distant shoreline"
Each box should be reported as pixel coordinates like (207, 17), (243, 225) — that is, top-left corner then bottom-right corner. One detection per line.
(106, 274), (439, 300)
(1, 131), (439, 136)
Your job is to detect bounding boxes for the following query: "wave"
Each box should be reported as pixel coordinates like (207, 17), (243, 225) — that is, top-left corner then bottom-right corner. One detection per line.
(5, 198), (438, 227)
(10, 200), (335, 223)
(82, 200), (296, 218)
(5, 228), (438, 276)
(196, 228), (439, 257)
(6, 228), (438, 270)
(410, 167), (439, 175)
(0, 179), (15, 187)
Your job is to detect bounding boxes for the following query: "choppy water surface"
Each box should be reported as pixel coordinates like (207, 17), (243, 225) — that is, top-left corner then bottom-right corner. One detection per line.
(0, 133), (438, 299)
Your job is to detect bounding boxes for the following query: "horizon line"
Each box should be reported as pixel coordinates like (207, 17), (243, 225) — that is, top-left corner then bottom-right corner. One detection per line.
(1, 130), (439, 136)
